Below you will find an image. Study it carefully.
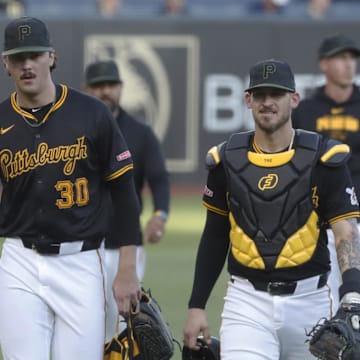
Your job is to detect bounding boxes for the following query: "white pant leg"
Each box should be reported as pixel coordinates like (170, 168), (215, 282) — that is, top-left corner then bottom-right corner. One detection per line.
(104, 246), (146, 342)
(0, 238), (106, 360)
(326, 228), (341, 310)
(50, 248), (106, 360)
(0, 241), (54, 360)
(220, 277), (331, 360)
(136, 246), (146, 282)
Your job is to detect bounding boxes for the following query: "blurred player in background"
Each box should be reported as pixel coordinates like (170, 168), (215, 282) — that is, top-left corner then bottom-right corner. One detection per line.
(84, 59), (170, 342)
(292, 33), (360, 306)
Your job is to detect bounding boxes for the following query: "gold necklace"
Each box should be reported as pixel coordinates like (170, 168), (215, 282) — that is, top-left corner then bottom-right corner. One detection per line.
(17, 98), (55, 128)
(254, 128), (295, 153)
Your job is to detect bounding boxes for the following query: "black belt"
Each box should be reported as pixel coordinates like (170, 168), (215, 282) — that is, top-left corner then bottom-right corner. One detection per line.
(232, 272), (329, 296)
(21, 238), (102, 255)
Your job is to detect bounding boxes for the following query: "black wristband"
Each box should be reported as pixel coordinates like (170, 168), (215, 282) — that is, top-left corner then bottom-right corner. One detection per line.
(339, 268), (360, 300)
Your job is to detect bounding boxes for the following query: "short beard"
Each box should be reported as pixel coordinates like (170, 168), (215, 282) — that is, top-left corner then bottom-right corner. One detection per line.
(255, 110), (291, 135)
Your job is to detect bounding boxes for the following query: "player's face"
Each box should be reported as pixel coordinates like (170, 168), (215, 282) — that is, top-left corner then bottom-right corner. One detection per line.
(245, 88), (300, 134)
(320, 51), (358, 88)
(3, 51), (55, 97)
(85, 82), (122, 115)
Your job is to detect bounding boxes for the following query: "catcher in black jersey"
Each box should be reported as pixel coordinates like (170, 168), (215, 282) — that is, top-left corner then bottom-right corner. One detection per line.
(84, 60), (170, 342)
(183, 59), (360, 360)
(0, 17), (141, 360)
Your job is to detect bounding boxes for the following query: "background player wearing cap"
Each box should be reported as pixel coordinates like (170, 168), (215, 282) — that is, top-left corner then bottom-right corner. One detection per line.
(0, 17), (141, 360)
(292, 34), (360, 307)
(183, 59), (360, 359)
(84, 60), (170, 342)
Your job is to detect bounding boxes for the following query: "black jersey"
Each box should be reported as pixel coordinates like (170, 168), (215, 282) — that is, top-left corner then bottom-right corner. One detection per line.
(188, 131), (360, 308)
(292, 85), (360, 199)
(106, 107), (170, 248)
(0, 84), (135, 244)
(115, 107), (169, 213)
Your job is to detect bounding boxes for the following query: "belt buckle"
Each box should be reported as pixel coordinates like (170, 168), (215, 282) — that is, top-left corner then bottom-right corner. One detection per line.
(266, 281), (282, 294)
(35, 243), (60, 255)
(267, 281), (296, 295)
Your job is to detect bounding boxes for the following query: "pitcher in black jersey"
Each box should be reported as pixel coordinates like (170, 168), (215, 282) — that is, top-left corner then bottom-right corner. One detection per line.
(0, 17), (141, 360)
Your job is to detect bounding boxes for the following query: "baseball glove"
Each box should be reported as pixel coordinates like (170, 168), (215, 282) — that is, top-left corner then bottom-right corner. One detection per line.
(307, 303), (360, 360)
(129, 288), (174, 360)
(182, 336), (220, 360)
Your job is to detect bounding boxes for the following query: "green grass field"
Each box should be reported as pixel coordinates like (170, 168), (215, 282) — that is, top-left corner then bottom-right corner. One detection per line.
(0, 193), (228, 360)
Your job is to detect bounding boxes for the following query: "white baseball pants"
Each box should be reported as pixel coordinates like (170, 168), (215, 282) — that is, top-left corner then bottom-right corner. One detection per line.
(0, 238), (106, 360)
(220, 275), (333, 360)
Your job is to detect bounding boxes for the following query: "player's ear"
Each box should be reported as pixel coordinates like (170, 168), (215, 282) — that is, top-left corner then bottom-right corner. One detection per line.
(244, 91), (252, 109)
(319, 58), (327, 73)
(290, 92), (300, 109)
(2, 56), (10, 77)
(49, 50), (56, 70)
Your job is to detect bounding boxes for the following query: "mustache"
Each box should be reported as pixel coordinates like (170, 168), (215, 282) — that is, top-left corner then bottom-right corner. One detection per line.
(260, 106), (276, 112)
(100, 96), (117, 111)
(20, 72), (35, 79)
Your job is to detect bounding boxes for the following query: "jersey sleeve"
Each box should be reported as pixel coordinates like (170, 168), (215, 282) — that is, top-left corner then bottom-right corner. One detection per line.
(143, 125), (170, 213)
(315, 162), (360, 224)
(202, 164), (229, 216)
(96, 105), (134, 182)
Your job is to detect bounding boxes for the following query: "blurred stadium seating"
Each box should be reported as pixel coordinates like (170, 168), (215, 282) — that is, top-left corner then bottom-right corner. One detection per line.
(19, 0), (360, 20)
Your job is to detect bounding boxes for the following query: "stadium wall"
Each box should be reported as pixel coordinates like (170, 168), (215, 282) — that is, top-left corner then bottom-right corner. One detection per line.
(0, 18), (359, 185)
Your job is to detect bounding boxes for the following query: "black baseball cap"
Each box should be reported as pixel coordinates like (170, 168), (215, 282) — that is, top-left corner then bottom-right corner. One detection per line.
(318, 34), (360, 59)
(245, 59), (296, 93)
(2, 17), (53, 56)
(85, 60), (122, 85)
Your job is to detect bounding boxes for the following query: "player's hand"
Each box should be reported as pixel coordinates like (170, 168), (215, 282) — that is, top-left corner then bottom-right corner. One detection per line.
(144, 215), (166, 244)
(113, 268), (141, 317)
(112, 246), (141, 317)
(183, 308), (211, 350)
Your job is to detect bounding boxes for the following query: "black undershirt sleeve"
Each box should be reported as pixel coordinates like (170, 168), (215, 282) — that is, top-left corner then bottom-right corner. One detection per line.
(188, 210), (230, 309)
(108, 176), (140, 247)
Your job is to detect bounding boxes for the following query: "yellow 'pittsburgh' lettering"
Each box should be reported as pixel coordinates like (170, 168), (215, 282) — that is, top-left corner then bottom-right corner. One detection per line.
(0, 136), (88, 181)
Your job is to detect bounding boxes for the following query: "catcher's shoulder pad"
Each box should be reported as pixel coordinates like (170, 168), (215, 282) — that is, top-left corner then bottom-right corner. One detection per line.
(319, 138), (351, 167)
(205, 142), (226, 170)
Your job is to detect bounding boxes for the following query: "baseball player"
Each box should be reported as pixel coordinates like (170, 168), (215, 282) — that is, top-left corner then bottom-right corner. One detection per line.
(84, 60), (170, 342)
(0, 17), (141, 360)
(183, 59), (360, 359)
(292, 33), (360, 307)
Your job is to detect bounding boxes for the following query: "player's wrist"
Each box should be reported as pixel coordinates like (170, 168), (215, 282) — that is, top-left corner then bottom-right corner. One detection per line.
(154, 210), (168, 222)
(339, 268), (360, 301)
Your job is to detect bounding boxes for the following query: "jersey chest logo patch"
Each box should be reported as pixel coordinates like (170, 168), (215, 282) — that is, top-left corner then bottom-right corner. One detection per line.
(0, 124), (15, 135)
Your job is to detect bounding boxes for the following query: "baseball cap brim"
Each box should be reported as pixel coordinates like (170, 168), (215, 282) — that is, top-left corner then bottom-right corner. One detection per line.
(245, 83), (295, 92)
(2, 46), (53, 56)
(321, 46), (360, 58)
(86, 76), (122, 85)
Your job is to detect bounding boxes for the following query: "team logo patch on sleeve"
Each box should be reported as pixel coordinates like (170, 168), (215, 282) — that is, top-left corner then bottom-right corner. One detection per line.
(203, 185), (214, 198)
(346, 187), (359, 206)
(116, 150), (131, 161)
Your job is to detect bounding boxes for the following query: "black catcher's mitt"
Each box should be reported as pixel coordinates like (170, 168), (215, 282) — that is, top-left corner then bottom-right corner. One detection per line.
(308, 303), (360, 360)
(182, 336), (220, 360)
(130, 288), (174, 360)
